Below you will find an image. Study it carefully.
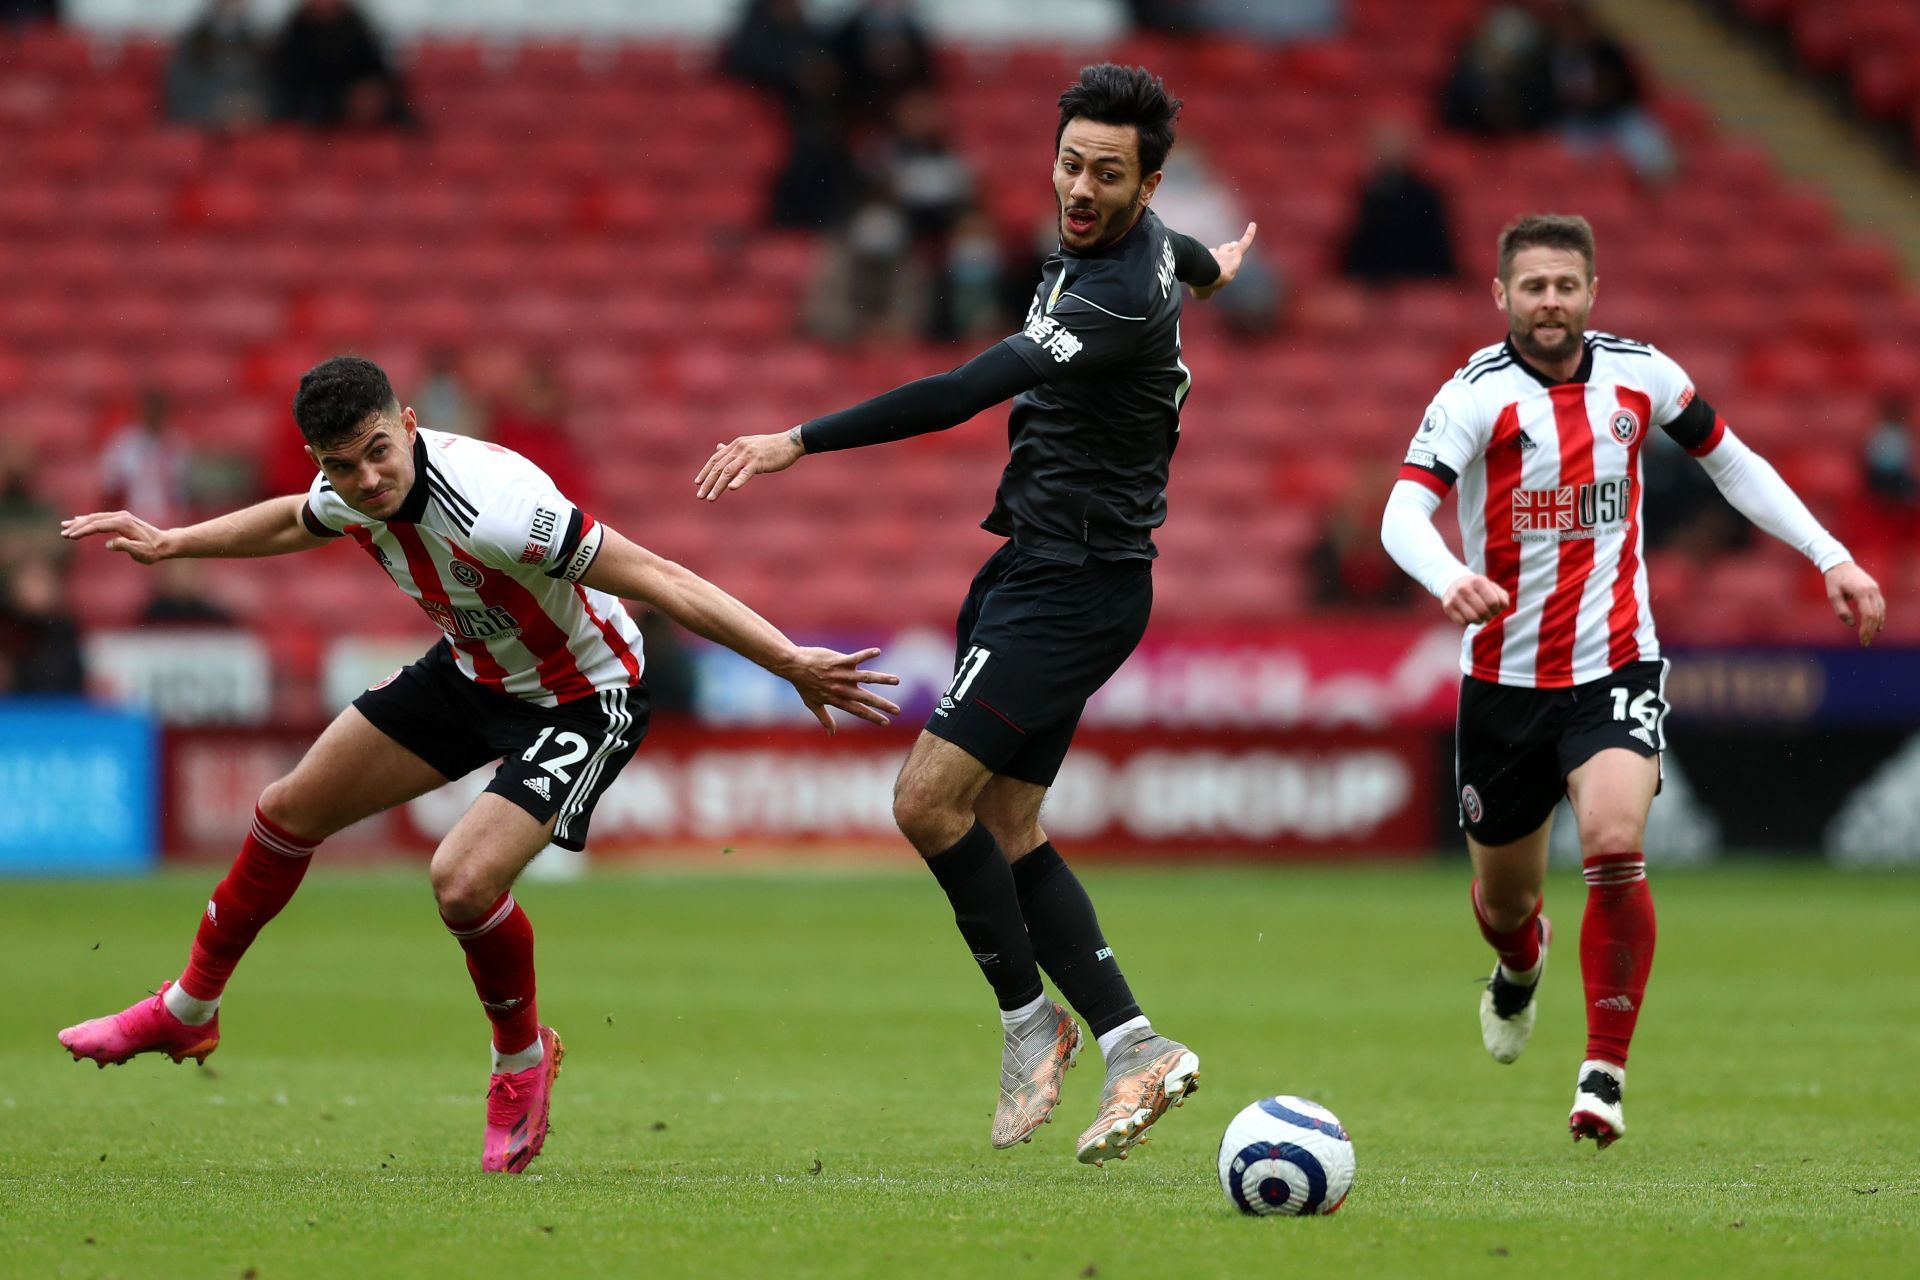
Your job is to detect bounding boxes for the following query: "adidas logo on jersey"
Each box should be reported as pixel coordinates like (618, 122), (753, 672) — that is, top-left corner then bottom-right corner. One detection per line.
(523, 776), (552, 800)
(1593, 995), (1637, 1012)
(1506, 430), (1537, 453)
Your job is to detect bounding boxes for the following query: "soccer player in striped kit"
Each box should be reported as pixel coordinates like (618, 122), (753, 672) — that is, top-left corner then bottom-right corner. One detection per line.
(56, 356), (900, 1173)
(1382, 215), (1886, 1146)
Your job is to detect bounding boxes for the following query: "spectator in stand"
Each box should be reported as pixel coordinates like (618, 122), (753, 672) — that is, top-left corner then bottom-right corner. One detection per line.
(1862, 396), (1917, 503)
(414, 348), (479, 438)
(100, 388), (191, 531)
(1854, 395), (1920, 556)
(931, 208), (1015, 342)
(830, 0), (935, 131)
(0, 437), (61, 571)
(1124, 0), (1341, 38)
(0, 0), (59, 26)
(1151, 139), (1283, 336)
(881, 90), (974, 247)
(634, 609), (699, 716)
(0, 556), (85, 696)
(804, 192), (924, 344)
(271, 0), (410, 129)
(1440, 1), (1557, 136)
(1545, 1), (1675, 182)
(165, 0), (271, 131)
(138, 559), (236, 627)
(1306, 467), (1410, 608)
(1340, 120), (1458, 286)
(487, 359), (594, 510)
(723, 0), (857, 228)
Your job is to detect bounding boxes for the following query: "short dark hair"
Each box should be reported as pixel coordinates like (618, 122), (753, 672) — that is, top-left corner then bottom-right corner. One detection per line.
(292, 355), (399, 448)
(1055, 63), (1182, 177)
(1498, 213), (1597, 281)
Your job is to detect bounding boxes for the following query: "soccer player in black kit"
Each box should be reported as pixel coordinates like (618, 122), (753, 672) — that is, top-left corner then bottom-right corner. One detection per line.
(697, 64), (1255, 1166)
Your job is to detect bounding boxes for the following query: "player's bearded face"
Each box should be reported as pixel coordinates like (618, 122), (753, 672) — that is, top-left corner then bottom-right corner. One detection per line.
(1500, 246), (1595, 367)
(1053, 120), (1156, 251)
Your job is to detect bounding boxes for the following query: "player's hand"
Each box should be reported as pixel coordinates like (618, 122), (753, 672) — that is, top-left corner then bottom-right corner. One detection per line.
(781, 645), (903, 734)
(60, 511), (172, 564)
(1440, 573), (1510, 627)
(1825, 562), (1885, 647)
(1191, 222), (1257, 301)
(695, 430), (804, 502)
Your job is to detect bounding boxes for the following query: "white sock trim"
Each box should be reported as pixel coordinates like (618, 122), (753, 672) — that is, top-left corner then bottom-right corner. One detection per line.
(164, 983), (219, 1027)
(1096, 1015), (1151, 1060)
(492, 1036), (544, 1074)
(999, 994), (1049, 1032)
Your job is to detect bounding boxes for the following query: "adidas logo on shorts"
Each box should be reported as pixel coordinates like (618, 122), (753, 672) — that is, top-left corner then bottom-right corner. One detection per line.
(523, 776), (552, 801)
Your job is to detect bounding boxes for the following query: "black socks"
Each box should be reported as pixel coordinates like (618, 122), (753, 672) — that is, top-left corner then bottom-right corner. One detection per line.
(924, 822), (1044, 1011)
(1012, 842), (1142, 1038)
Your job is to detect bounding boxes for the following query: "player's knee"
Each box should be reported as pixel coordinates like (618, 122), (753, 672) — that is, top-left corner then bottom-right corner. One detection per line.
(256, 776), (329, 843)
(1479, 884), (1539, 932)
(1578, 815), (1646, 860)
(892, 774), (965, 854)
(429, 855), (499, 922)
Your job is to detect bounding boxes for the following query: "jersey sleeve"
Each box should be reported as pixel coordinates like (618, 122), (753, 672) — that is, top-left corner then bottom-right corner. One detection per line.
(300, 475), (352, 538)
(1004, 264), (1144, 377)
(1648, 345), (1725, 456)
(1399, 379), (1488, 495)
(467, 481), (605, 582)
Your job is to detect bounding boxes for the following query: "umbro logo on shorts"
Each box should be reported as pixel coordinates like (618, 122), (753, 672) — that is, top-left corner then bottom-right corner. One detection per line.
(523, 776), (552, 801)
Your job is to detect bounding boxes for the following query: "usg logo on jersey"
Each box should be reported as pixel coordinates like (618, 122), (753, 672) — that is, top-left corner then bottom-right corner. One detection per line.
(1610, 407), (1641, 445)
(449, 559), (485, 589)
(520, 506), (559, 564)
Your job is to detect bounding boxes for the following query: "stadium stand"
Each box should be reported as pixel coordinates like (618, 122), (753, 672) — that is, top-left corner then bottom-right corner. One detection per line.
(2, 0), (1915, 696)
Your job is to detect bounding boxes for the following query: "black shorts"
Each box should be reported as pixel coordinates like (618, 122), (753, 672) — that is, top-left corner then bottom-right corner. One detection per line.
(1455, 658), (1669, 846)
(354, 640), (648, 851)
(928, 541), (1152, 787)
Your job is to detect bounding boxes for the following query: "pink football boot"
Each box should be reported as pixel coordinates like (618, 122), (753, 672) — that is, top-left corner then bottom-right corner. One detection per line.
(482, 1025), (565, 1174)
(57, 981), (220, 1067)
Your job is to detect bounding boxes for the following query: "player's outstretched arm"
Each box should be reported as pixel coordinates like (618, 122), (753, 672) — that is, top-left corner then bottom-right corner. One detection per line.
(581, 526), (901, 733)
(61, 495), (326, 564)
(1188, 222), (1257, 302)
(1380, 479), (1509, 626)
(1692, 429), (1886, 645)
(694, 343), (1042, 502)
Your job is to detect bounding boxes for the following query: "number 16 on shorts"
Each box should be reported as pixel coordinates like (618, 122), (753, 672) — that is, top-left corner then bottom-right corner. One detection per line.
(938, 646), (992, 715)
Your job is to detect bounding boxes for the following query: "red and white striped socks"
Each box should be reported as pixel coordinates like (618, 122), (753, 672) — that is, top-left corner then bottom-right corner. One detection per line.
(1580, 851), (1656, 1067)
(441, 891), (541, 1068)
(170, 808), (319, 1023)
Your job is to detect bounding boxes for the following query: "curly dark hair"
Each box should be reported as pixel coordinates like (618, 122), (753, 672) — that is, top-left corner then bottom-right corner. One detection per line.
(292, 355), (399, 448)
(1055, 63), (1183, 176)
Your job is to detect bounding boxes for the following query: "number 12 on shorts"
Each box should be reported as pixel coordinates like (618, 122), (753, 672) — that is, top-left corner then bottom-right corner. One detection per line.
(521, 726), (591, 782)
(943, 646), (992, 709)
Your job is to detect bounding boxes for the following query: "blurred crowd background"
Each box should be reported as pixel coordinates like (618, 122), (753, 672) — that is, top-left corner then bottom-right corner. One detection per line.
(1, 0), (1917, 866)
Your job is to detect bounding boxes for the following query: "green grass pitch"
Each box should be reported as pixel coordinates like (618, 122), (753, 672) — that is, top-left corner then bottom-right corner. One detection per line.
(4, 862), (1916, 1278)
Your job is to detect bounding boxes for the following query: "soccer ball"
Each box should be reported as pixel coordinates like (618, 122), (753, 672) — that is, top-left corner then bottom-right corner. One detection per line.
(1217, 1096), (1355, 1217)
